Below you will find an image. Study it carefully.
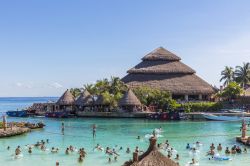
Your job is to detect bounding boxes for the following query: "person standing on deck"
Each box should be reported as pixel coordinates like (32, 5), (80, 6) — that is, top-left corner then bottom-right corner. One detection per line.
(93, 124), (97, 139)
(3, 115), (7, 131)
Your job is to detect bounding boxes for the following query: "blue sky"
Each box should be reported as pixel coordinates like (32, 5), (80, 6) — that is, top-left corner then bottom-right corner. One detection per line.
(0, 0), (250, 97)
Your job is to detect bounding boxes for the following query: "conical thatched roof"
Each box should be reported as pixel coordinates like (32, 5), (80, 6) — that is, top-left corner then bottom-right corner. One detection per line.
(142, 47), (181, 61)
(75, 90), (93, 106)
(94, 95), (109, 106)
(56, 89), (75, 105)
(123, 137), (178, 166)
(122, 47), (215, 95)
(119, 89), (141, 106)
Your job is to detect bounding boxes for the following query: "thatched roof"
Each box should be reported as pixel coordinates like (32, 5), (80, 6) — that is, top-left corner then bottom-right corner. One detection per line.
(119, 89), (141, 106)
(75, 90), (94, 106)
(56, 89), (75, 105)
(94, 95), (109, 106)
(128, 60), (195, 74)
(122, 47), (215, 95)
(142, 47), (181, 61)
(123, 137), (178, 166)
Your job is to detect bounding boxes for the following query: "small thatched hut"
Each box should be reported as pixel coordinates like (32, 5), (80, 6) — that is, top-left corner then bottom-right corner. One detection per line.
(122, 47), (215, 101)
(75, 90), (94, 111)
(118, 89), (142, 112)
(123, 136), (178, 166)
(56, 89), (75, 112)
(93, 95), (110, 112)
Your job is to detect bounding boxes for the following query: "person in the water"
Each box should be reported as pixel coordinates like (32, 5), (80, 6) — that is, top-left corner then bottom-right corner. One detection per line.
(65, 148), (70, 155)
(28, 147), (32, 154)
(7, 146), (10, 150)
(175, 154), (179, 160)
(225, 147), (230, 154)
(92, 124), (97, 139)
(126, 147), (130, 153)
(137, 136), (140, 140)
(15, 146), (21, 155)
(186, 143), (190, 149)
(217, 143), (222, 151)
(78, 154), (84, 162)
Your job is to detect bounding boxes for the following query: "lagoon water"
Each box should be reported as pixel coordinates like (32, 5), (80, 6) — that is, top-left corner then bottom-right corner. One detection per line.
(0, 98), (250, 166)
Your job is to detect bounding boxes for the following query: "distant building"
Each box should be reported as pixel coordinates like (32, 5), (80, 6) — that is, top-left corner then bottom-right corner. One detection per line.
(122, 47), (215, 101)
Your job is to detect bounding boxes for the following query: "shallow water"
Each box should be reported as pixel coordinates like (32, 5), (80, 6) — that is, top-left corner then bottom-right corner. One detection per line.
(0, 98), (250, 166)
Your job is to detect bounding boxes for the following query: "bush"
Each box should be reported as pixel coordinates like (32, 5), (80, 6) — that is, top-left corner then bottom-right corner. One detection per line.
(180, 102), (223, 112)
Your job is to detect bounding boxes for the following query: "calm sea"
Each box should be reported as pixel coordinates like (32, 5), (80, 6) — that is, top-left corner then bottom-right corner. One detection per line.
(0, 97), (58, 113)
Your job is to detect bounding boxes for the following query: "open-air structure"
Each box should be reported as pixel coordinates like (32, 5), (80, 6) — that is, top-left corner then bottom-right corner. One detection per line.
(56, 89), (75, 112)
(122, 47), (215, 101)
(75, 90), (94, 111)
(118, 89), (142, 112)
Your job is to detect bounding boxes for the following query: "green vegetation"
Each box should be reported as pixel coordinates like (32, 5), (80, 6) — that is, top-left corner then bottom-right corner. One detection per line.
(180, 102), (223, 113)
(220, 62), (250, 88)
(132, 86), (177, 110)
(217, 81), (243, 100)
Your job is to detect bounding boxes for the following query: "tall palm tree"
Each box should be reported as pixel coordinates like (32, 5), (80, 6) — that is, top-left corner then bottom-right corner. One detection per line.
(70, 88), (82, 98)
(220, 66), (235, 87)
(235, 62), (250, 88)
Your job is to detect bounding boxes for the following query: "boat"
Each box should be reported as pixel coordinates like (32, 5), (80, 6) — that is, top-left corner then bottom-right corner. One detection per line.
(227, 109), (246, 113)
(45, 111), (69, 118)
(202, 113), (250, 121)
(6, 110), (28, 117)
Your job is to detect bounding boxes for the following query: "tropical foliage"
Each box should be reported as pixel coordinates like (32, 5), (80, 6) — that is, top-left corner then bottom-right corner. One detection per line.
(180, 102), (223, 113)
(219, 81), (243, 100)
(220, 62), (250, 88)
(132, 86), (177, 110)
(83, 77), (128, 107)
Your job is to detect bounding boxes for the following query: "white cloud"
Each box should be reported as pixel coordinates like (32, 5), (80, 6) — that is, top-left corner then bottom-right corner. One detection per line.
(48, 82), (63, 89)
(15, 82), (33, 89)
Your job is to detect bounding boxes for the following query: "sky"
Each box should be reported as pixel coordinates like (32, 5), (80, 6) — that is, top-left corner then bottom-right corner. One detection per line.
(0, 0), (250, 97)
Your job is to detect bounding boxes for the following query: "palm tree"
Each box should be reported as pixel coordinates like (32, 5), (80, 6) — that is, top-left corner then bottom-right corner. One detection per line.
(234, 62), (250, 88)
(220, 66), (234, 87)
(70, 88), (82, 98)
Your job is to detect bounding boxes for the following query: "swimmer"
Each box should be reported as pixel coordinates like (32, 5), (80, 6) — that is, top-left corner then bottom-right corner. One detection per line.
(137, 136), (141, 140)
(210, 143), (215, 150)
(92, 124), (97, 139)
(65, 148), (70, 155)
(126, 147), (131, 153)
(108, 157), (111, 163)
(56, 162), (59, 166)
(217, 143), (222, 151)
(175, 154), (179, 160)
(244, 147), (247, 153)
(186, 143), (190, 149)
(191, 158), (196, 165)
(112, 148), (120, 156)
(119, 147), (123, 151)
(78, 154), (84, 162)
(7, 146), (10, 150)
(51, 147), (58, 153)
(28, 147), (32, 154)
(225, 147), (230, 154)
(94, 144), (103, 151)
(114, 155), (117, 161)
(106, 147), (113, 155)
(46, 139), (49, 143)
(207, 149), (215, 156)
(15, 146), (21, 155)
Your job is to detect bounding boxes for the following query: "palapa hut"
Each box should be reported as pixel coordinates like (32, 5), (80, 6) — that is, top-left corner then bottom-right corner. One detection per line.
(56, 89), (75, 112)
(118, 89), (142, 112)
(123, 136), (178, 166)
(93, 95), (110, 112)
(122, 47), (215, 101)
(75, 90), (94, 111)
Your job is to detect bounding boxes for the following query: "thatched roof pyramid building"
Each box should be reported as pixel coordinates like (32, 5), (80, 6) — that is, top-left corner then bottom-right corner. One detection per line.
(119, 89), (141, 107)
(75, 90), (93, 106)
(123, 136), (178, 166)
(56, 89), (75, 105)
(122, 47), (215, 100)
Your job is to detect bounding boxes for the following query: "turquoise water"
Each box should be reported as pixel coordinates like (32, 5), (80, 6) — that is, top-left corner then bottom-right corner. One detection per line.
(0, 98), (250, 166)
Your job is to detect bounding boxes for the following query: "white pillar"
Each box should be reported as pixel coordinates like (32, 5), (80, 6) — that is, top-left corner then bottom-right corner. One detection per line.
(199, 94), (202, 100)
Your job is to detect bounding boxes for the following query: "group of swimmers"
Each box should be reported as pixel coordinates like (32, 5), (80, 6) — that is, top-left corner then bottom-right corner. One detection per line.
(207, 143), (247, 156)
